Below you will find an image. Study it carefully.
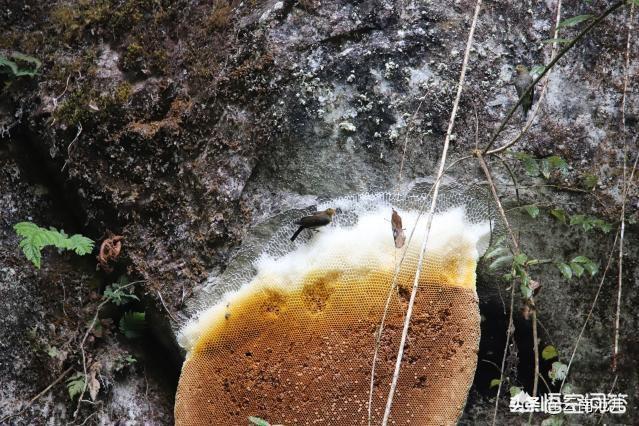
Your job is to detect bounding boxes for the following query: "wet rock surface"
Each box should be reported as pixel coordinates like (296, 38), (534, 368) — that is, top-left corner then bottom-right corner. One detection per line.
(1, 0), (637, 423)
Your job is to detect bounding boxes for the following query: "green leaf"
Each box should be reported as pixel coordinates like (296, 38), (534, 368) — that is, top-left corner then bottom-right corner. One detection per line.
(541, 345), (559, 360)
(557, 262), (572, 280)
(11, 52), (42, 69)
(540, 156), (568, 179)
(114, 354), (137, 373)
(509, 386), (523, 397)
(66, 234), (95, 255)
(570, 262), (584, 278)
(547, 155), (569, 175)
(47, 346), (60, 358)
(557, 14), (593, 29)
(591, 219), (612, 234)
(569, 215), (610, 233)
(569, 214), (592, 231)
(489, 378), (501, 389)
(523, 205), (540, 219)
(484, 245), (509, 260)
(248, 417), (271, 426)
(550, 209), (567, 224)
(119, 311), (146, 339)
(0, 56), (19, 76)
(542, 38), (573, 44)
(582, 174), (598, 190)
(515, 152), (540, 177)
(520, 282), (533, 299)
(513, 253), (528, 267)
(0, 52), (41, 78)
(489, 255), (513, 271)
(66, 372), (86, 400)
(530, 65), (546, 75)
(583, 261), (599, 277)
(571, 255), (589, 264)
(549, 361), (568, 384)
(19, 239), (43, 269)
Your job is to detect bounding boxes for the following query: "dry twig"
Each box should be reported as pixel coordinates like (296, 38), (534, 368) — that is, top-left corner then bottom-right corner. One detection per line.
(612, 1), (635, 373)
(0, 367), (73, 423)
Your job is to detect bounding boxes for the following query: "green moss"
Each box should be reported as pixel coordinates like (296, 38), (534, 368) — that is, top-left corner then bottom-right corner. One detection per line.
(55, 80), (131, 128)
(121, 43), (144, 73)
(54, 87), (96, 127)
(49, 1), (109, 43)
(114, 82), (133, 104)
(121, 40), (168, 76)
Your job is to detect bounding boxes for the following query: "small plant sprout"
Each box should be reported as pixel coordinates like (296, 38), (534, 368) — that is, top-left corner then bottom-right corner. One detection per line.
(104, 276), (139, 306)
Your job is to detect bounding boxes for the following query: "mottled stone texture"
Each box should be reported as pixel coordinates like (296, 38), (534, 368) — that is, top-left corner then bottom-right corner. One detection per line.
(1, 0), (637, 424)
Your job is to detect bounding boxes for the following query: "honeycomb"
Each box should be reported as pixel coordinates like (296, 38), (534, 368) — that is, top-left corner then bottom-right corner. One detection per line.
(176, 194), (491, 425)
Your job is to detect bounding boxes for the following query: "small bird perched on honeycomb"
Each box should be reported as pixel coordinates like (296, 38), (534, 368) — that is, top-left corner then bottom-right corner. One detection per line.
(290, 208), (336, 242)
(391, 208), (406, 248)
(514, 64), (534, 118)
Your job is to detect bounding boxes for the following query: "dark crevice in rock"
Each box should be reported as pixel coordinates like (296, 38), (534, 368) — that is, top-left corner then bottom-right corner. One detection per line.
(318, 25), (381, 46)
(7, 127), (90, 234)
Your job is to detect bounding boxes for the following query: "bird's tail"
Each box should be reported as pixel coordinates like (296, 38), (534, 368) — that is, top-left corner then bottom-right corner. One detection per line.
(290, 226), (304, 242)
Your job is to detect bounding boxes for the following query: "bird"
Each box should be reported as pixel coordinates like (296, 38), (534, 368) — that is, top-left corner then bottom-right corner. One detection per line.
(514, 64), (534, 119)
(391, 208), (406, 248)
(290, 208), (336, 242)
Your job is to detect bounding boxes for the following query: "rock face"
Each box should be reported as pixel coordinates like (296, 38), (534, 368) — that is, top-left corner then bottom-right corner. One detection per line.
(1, 0), (637, 424)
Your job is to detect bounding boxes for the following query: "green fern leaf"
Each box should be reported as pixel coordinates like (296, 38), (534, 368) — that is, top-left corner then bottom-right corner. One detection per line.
(13, 222), (94, 269)
(19, 238), (43, 269)
(66, 234), (95, 255)
(66, 372), (86, 400)
(119, 312), (146, 339)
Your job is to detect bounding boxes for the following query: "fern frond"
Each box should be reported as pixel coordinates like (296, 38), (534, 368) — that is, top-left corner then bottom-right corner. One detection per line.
(66, 234), (95, 255)
(13, 222), (95, 269)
